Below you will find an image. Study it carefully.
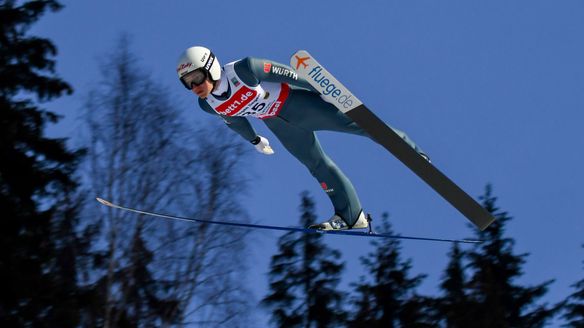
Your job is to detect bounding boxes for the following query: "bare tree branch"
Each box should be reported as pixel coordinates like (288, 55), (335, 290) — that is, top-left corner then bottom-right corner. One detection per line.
(79, 36), (255, 327)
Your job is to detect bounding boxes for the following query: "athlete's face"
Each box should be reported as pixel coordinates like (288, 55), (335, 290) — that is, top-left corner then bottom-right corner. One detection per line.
(192, 79), (214, 99)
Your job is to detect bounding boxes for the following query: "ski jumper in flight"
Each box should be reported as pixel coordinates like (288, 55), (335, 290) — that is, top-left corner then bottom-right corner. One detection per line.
(176, 46), (429, 231)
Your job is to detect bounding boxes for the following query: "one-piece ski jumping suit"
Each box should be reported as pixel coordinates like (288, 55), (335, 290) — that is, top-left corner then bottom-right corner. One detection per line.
(197, 57), (425, 227)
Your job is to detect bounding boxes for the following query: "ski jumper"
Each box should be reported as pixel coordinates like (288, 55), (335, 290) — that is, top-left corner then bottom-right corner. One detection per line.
(197, 57), (424, 226)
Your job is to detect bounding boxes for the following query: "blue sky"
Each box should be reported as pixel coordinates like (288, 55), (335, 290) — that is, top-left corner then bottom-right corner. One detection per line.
(36, 0), (583, 325)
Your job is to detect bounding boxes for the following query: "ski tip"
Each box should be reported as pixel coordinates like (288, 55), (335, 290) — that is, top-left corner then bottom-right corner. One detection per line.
(96, 197), (113, 206)
(290, 50), (312, 68)
(292, 49), (309, 55)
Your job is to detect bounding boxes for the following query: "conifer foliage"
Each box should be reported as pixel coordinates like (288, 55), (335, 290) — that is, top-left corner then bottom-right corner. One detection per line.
(0, 1), (87, 326)
(563, 244), (584, 327)
(348, 213), (433, 327)
(438, 243), (472, 328)
(263, 192), (347, 328)
(440, 185), (556, 328)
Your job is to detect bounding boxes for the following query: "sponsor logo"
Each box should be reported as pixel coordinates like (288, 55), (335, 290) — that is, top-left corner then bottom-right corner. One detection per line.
(265, 101), (282, 116)
(201, 53), (207, 63)
(271, 66), (298, 80)
(204, 55), (214, 70)
(231, 77), (240, 87)
(307, 65), (355, 110)
(257, 83), (290, 119)
(263, 62), (272, 73)
(215, 86), (257, 116)
(177, 62), (192, 73)
(294, 55), (310, 69)
(321, 182), (334, 193)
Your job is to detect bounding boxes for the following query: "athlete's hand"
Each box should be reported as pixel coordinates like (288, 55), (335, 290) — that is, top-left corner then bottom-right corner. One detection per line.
(251, 136), (274, 155)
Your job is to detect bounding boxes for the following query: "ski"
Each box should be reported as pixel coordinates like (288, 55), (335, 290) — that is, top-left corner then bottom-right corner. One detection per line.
(96, 198), (482, 244)
(291, 50), (495, 231)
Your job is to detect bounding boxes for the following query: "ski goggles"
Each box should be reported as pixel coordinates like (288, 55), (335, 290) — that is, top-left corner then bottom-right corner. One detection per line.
(180, 68), (209, 90)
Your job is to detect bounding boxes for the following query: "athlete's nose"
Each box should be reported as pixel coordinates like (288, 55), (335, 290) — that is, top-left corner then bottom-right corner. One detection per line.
(193, 84), (207, 97)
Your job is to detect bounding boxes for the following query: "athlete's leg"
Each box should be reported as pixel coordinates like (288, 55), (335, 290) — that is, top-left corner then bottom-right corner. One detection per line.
(280, 89), (425, 154)
(262, 116), (363, 226)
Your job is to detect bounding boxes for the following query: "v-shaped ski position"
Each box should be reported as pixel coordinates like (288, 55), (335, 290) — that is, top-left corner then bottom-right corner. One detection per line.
(96, 198), (481, 244)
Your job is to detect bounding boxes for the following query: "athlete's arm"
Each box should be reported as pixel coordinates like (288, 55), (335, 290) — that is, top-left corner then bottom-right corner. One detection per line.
(198, 98), (258, 141)
(234, 57), (318, 92)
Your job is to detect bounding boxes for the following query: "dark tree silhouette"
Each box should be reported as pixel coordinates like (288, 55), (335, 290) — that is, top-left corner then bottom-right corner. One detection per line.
(348, 213), (434, 328)
(263, 192), (347, 328)
(0, 1), (89, 326)
(463, 184), (557, 327)
(436, 243), (473, 327)
(562, 244), (584, 327)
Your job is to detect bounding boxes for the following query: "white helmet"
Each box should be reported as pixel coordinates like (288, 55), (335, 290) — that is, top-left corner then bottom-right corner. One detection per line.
(176, 46), (221, 88)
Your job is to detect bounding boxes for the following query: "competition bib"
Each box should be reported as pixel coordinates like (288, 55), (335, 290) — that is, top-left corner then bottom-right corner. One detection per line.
(205, 62), (289, 119)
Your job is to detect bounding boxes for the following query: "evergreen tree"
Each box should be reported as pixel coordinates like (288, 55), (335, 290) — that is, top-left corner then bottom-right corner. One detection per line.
(437, 243), (473, 327)
(348, 213), (434, 328)
(0, 0), (88, 326)
(563, 244), (584, 327)
(262, 192), (347, 328)
(108, 223), (179, 327)
(464, 184), (556, 327)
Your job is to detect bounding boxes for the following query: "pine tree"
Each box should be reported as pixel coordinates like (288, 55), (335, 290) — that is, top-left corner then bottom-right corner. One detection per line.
(348, 213), (433, 328)
(563, 244), (584, 327)
(262, 192), (347, 328)
(108, 223), (179, 327)
(437, 243), (473, 327)
(464, 184), (556, 327)
(0, 0), (88, 326)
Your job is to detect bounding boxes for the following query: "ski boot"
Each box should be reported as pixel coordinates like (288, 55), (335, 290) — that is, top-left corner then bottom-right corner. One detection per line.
(308, 210), (369, 231)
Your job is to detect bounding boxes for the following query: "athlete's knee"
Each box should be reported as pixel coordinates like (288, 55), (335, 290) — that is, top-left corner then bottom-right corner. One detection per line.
(306, 155), (336, 177)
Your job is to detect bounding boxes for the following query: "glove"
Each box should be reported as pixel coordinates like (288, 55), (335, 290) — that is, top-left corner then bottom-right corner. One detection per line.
(251, 136), (274, 155)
